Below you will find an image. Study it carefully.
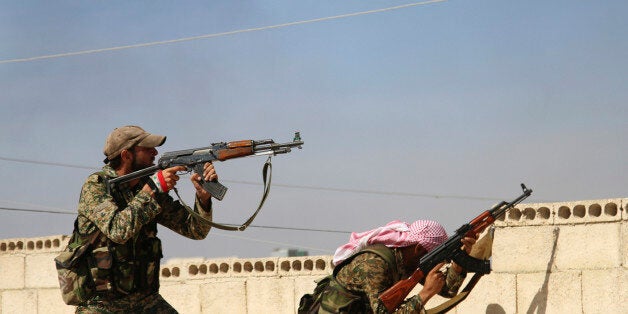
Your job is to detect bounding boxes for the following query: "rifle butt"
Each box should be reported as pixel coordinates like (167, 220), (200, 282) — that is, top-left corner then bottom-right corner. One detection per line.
(379, 269), (424, 312)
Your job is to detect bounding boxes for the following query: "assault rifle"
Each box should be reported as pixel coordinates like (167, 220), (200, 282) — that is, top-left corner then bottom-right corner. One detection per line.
(379, 184), (533, 312)
(106, 132), (304, 201)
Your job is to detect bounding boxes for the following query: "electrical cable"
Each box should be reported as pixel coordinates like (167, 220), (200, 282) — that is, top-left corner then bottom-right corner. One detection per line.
(0, 0), (447, 64)
(0, 206), (351, 234)
(0, 155), (511, 201)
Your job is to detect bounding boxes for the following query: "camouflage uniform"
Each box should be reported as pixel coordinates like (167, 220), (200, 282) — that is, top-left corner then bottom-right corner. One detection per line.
(333, 246), (465, 314)
(75, 165), (212, 313)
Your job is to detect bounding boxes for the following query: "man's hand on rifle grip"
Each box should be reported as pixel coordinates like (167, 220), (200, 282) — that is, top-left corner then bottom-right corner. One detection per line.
(418, 261), (447, 303)
(163, 166), (186, 190)
(143, 166), (186, 196)
(191, 162), (217, 206)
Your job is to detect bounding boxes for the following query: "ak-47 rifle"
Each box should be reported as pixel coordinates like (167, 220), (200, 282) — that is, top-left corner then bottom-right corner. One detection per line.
(379, 184), (533, 312)
(106, 132), (304, 201)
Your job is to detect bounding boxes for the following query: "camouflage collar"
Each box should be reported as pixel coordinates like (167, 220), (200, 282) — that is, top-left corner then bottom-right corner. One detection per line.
(101, 165), (118, 178)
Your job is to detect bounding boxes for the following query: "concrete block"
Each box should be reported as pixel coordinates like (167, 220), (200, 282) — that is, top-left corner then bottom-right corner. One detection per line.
(247, 277), (296, 314)
(160, 283), (201, 314)
(0, 238), (26, 253)
(581, 268), (628, 314)
(23, 235), (68, 254)
(0, 255), (25, 289)
(169, 257), (285, 281)
(278, 255), (333, 277)
(160, 257), (207, 282)
(197, 258), (235, 279)
(496, 202), (554, 226)
(455, 273), (517, 314)
(160, 264), (184, 283)
(517, 271), (582, 314)
(492, 225), (558, 273)
(200, 279), (247, 313)
(2, 289), (37, 314)
(235, 257), (280, 277)
(554, 199), (621, 225)
(554, 223), (621, 270)
(293, 275), (330, 312)
(37, 288), (75, 314)
(25, 252), (59, 288)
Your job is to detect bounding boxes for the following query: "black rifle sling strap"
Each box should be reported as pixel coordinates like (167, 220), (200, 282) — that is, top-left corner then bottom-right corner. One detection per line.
(174, 156), (272, 231)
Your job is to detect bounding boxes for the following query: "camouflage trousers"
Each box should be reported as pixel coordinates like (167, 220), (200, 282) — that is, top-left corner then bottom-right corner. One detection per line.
(76, 292), (177, 314)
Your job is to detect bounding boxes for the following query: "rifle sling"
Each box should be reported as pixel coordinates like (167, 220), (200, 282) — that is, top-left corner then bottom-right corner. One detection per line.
(425, 272), (484, 314)
(174, 156), (272, 231)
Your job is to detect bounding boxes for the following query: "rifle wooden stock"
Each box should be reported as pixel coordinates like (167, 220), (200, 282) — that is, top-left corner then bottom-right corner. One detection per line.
(379, 269), (425, 312)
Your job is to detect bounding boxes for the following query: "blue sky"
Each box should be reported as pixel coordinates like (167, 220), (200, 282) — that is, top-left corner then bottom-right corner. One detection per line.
(1, 0), (626, 260)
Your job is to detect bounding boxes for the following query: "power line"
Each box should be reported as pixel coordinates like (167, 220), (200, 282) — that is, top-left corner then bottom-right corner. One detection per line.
(0, 206), (342, 254)
(228, 180), (503, 201)
(0, 155), (509, 201)
(0, 206), (75, 215)
(0, 0), (447, 64)
(0, 206), (351, 234)
(0, 156), (96, 170)
(210, 232), (334, 254)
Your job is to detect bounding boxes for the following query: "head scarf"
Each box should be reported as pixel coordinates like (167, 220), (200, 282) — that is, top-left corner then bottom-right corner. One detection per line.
(332, 220), (448, 265)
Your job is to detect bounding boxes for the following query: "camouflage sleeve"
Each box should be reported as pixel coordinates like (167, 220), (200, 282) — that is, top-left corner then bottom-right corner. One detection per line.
(337, 253), (427, 314)
(154, 194), (212, 240)
(439, 266), (467, 298)
(77, 174), (161, 244)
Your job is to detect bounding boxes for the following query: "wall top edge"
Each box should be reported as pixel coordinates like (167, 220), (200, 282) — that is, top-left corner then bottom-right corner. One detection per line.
(517, 197), (626, 208)
(0, 234), (68, 254)
(496, 197), (626, 226)
(159, 255), (334, 279)
(162, 255), (333, 266)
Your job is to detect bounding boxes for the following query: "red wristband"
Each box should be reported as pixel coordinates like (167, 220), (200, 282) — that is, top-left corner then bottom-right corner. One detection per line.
(157, 170), (169, 192)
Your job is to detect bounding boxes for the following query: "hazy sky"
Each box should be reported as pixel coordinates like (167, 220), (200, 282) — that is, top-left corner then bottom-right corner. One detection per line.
(1, 0), (626, 261)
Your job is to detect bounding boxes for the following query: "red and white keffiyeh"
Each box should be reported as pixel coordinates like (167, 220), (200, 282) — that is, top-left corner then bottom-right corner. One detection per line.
(332, 220), (448, 266)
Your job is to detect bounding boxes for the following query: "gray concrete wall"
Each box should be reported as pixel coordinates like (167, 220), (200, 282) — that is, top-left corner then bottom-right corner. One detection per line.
(1, 198), (626, 313)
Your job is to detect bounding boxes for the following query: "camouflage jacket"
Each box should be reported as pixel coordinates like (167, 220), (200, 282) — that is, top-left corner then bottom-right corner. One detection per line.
(334, 246), (466, 314)
(76, 165), (212, 300)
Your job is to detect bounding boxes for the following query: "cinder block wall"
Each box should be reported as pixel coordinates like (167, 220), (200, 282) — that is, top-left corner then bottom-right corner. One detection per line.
(1, 198), (626, 314)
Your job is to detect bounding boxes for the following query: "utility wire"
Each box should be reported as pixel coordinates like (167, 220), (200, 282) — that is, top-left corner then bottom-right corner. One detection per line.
(0, 0), (447, 64)
(228, 180), (503, 201)
(0, 156), (96, 170)
(210, 232), (334, 254)
(0, 205), (341, 254)
(0, 155), (510, 201)
(0, 206), (75, 215)
(0, 206), (351, 234)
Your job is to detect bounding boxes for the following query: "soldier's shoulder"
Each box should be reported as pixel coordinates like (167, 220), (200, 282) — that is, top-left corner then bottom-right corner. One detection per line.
(349, 251), (389, 269)
(85, 173), (104, 183)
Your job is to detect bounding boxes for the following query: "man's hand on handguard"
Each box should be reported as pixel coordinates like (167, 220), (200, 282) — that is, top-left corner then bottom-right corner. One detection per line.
(451, 235), (478, 273)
